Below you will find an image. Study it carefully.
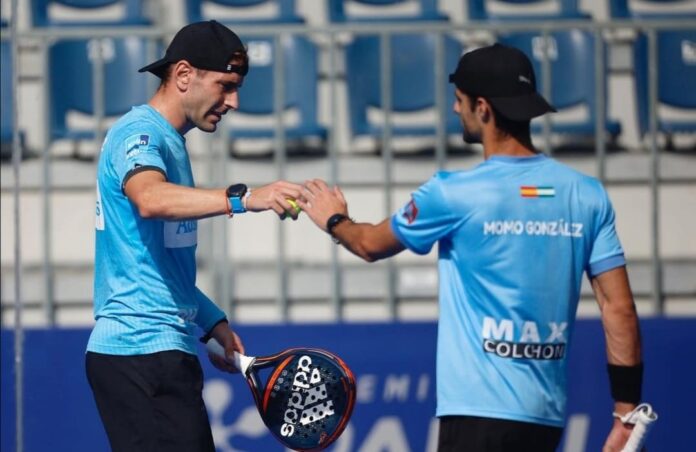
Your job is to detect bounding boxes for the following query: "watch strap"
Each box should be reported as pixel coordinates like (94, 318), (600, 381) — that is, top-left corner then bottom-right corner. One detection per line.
(326, 213), (351, 242)
(229, 195), (246, 213)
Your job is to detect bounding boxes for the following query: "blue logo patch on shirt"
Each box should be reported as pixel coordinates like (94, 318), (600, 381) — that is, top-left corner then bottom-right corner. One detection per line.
(125, 134), (151, 159)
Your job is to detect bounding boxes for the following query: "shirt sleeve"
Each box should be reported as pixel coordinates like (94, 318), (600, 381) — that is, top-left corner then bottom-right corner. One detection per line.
(194, 287), (227, 333)
(587, 185), (626, 277)
(109, 123), (168, 190)
(390, 173), (458, 255)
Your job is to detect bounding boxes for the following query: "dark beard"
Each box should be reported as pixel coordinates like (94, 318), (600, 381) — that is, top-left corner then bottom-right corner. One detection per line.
(462, 129), (481, 144)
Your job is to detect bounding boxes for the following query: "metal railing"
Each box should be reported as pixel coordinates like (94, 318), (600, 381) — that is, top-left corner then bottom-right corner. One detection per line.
(2, 18), (695, 327)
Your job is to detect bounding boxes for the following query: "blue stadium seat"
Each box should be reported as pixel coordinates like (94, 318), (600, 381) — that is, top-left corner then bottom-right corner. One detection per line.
(1, 40), (26, 160)
(609, 1), (695, 146)
(227, 35), (327, 145)
(48, 37), (151, 144)
(344, 33), (462, 141)
(185, 0), (304, 25)
(31, 0), (150, 27)
(633, 30), (696, 138)
(328, 0), (448, 23)
(468, 0), (589, 21)
(610, 0), (696, 19)
(498, 31), (621, 139)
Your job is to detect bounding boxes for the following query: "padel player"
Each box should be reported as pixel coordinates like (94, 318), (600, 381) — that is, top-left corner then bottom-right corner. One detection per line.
(85, 21), (303, 452)
(299, 44), (643, 452)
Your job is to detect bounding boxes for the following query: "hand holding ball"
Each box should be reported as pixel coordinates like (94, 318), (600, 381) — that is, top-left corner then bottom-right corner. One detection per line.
(286, 199), (302, 215)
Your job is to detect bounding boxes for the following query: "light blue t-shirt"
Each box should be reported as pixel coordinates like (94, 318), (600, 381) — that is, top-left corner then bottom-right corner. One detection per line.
(391, 154), (625, 427)
(87, 105), (225, 356)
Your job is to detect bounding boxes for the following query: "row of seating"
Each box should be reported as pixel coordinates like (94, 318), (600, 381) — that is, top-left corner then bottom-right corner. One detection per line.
(25, 0), (696, 26)
(1, 1), (694, 159)
(3, 31), (694, 157)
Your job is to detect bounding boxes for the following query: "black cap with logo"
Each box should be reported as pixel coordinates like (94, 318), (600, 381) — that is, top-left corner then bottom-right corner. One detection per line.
(449, 43), (556, 121)
(139, 20), (248, 78)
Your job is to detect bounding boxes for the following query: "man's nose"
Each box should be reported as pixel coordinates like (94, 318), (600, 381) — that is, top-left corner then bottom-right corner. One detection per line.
(225, 91), (239, 111)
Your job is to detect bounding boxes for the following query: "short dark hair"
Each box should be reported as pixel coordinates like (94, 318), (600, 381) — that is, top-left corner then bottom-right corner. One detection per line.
(157, 50), (248, 89)
(158, 64), (174, 87)
(465, 92), (531, 139)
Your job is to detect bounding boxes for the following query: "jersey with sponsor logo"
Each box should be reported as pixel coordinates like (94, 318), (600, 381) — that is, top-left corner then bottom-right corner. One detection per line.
(88, 105), (225, 356)
(390, 154), (625, 427)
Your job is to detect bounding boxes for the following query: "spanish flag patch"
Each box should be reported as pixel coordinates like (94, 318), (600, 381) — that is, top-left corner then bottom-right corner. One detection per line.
(520, 186), (555, 198)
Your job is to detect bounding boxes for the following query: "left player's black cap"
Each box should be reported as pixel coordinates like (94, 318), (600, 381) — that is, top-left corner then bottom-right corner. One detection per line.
(139, 20), (248, 78)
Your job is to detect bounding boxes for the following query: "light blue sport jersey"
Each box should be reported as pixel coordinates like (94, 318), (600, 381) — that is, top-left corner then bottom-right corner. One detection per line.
(391, 154), (625, 427)
(87, 105), (225, 356)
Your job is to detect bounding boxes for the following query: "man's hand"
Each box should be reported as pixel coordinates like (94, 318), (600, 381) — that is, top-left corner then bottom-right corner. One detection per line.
(245, 181), (304, 220)
(297, 179), (349, 231)
(603, 417), (636, 452)
(207, 322), (245, 373)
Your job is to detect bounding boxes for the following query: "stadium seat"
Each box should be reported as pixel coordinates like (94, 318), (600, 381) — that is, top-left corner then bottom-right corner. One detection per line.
(344, 33), (463, 143)
(31, 0), (150, 27)
(328, 0), (448, 23)
(633, 30), (696, 140)
(467, 0), (589, 21)
(1, 40), (26, 160)
(498, 31), (621, 140)
(226, 35), (327, 153)
(610, 0), (696, 19)
(185, 0), (304, 25)
(48, 37), (151, 150)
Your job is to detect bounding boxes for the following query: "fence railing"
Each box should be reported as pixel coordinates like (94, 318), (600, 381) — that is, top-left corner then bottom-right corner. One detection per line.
(2, 19), (695, 326)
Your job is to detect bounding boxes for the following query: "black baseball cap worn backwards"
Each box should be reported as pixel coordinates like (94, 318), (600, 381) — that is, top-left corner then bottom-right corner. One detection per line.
(139, 20), (248, 78)
(449, 43), (556, 121)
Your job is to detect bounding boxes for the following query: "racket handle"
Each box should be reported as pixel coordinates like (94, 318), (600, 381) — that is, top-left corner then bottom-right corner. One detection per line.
(619, 403), (658, 452)
(205, 338), (254, 375)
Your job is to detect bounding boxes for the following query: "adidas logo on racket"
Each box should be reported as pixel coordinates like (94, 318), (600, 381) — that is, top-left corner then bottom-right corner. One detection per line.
(206, 339), (356, 451)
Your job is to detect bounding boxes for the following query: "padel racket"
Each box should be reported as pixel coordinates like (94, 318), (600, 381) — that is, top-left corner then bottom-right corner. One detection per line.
(206, 338), (356, 451)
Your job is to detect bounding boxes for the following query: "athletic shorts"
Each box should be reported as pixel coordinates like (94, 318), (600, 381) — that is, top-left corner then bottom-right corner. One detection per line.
(438, 415), (564, 452)
(86, 350), (215, 452)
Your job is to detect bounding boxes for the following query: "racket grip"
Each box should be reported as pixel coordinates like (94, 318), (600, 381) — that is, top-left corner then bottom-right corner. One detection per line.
(205, 338), (254, 375)
(619, 404), (658, 452)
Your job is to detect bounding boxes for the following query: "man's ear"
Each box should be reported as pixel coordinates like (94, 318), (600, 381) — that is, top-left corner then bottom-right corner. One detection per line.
(173, 60), (194, 92)
(477, 98), (492, 123)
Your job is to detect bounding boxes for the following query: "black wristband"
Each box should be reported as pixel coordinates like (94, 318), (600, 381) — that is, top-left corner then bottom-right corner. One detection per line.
(326, 213), (350, 236)
(607, 363), (643, 404)
(199, 318), (228, 344)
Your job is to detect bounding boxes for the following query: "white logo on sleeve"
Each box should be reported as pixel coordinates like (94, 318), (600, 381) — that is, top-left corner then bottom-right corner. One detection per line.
(95, 183), (105, 230)
(164, 220), (198, 248)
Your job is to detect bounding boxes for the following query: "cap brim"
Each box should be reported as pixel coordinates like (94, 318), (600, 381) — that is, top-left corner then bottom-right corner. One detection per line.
(487, 92), (557, 121)
(138, 58), (170, 78)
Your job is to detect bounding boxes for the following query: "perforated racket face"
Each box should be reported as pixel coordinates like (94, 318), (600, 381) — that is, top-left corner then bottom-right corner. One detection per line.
(257, 349), (355, 451)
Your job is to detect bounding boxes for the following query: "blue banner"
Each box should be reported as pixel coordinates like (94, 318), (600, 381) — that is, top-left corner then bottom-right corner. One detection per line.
(2, 319), (693, 451)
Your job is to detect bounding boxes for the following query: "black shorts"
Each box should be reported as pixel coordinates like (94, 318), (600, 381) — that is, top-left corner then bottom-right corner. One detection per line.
(438, 415), (563, 452)
(86, 350), (215, 452)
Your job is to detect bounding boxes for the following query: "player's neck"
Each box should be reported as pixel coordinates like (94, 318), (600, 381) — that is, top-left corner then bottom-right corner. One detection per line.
(482, 127), (538, 160)
(148, 90), (191, 136)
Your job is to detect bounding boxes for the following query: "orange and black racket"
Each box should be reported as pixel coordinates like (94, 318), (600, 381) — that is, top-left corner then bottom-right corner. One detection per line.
(206, 339), (356, 451)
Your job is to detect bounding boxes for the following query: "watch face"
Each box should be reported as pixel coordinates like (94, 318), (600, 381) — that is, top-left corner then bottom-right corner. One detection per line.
(226, 184), (247, 198)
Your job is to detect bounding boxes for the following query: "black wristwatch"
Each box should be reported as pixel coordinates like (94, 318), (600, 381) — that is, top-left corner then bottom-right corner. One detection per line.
(326, 213), (351, 242)
(226, 183), (248, 214)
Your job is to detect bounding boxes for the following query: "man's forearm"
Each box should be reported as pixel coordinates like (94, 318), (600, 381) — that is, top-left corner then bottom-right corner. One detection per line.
(135, 182), (228, 221)
(593, 267), (643, 414)
(332, 219), (405, 262)
(593, 267), (642, 365)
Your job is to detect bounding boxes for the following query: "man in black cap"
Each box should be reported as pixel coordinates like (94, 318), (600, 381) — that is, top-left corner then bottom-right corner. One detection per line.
(297, 44), (643, 451)
(85, 21), (304, 452)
